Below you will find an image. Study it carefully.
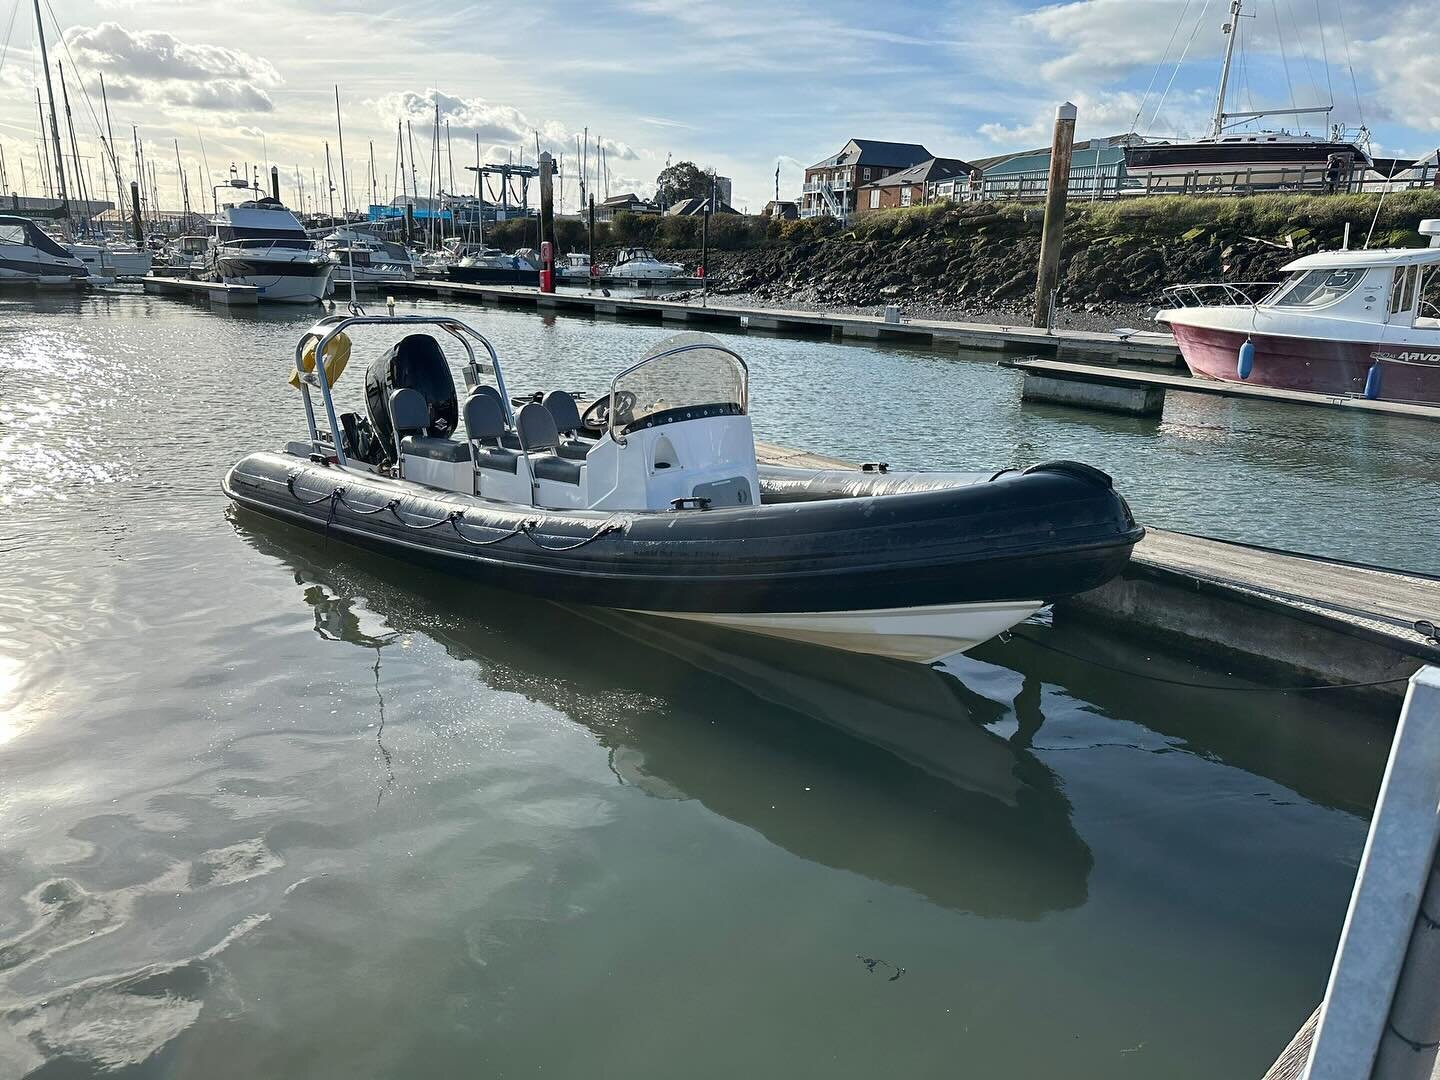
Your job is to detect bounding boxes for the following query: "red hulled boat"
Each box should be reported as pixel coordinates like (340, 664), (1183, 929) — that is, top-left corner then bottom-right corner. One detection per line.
(1158, 223), (1440, 405)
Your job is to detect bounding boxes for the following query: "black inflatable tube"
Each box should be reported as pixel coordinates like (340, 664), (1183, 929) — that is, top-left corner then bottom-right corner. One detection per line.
(224, 453), (1143, 614)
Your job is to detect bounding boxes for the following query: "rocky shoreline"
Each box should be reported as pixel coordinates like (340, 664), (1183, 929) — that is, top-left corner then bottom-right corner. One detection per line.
(624, 191), (1440, 332)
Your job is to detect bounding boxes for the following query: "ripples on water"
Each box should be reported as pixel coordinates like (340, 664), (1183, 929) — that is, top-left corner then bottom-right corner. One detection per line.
(0, 291), (1404, 1078)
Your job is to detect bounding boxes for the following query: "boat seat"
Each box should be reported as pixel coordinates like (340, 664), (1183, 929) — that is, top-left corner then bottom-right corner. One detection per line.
(542, 391), (591, 461)
(518, 401), (585, 485)
(469, 384), (523, 449)
(532, 454), (583, 484)
(400, 435), (471, 463)
(464, 390), (521, 473)
(475, 447), (519, 473)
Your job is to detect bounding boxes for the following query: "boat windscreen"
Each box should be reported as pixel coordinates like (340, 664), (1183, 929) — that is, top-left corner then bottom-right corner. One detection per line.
(612, 332), (746, 432)
(1270, 266), (1366, 307)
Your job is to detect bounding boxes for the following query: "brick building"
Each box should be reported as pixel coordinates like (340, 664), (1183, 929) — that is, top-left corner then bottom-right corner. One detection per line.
(800, 139), (932, 221)
(854, 157), (976, 214)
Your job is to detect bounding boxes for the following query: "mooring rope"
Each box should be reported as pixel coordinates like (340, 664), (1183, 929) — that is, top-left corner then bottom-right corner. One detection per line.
(520, 520), (624, 551)
(448, 516), (531, 547)
(287, 474), (623, 551)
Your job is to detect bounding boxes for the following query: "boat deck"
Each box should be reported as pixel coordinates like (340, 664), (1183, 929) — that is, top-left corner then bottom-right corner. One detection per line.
(753, 440), (1440, 695)
(1002, 356), (1440, 420)
(143, 275), (259, 306)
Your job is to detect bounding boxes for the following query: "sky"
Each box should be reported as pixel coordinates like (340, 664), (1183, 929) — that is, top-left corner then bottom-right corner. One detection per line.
(0, 0), (1435, 215)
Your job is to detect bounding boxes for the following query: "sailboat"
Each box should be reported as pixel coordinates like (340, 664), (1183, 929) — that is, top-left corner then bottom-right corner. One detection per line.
(1123, 0), (1371, 191)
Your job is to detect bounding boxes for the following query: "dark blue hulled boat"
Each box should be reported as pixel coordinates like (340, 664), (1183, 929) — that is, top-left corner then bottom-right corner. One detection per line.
(224, 316), (1143, 662)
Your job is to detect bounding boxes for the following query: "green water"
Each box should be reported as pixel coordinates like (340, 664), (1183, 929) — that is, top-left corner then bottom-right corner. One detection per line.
(0, 291), (1403, 1078)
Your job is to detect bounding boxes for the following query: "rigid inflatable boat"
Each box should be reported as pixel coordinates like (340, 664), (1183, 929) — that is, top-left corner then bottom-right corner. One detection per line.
(223, 315), (1144, 662)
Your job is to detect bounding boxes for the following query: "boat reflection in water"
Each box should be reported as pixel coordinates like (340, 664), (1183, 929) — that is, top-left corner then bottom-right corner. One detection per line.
(237, 515), (1092, 920)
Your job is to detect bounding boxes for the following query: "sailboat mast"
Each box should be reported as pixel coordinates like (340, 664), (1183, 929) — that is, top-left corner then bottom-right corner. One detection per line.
(1210, 0), (1243, 138)
(99, 75), (128, 233)
(58, 62), (87, 229)
(35, 91), (51, 197)
(32, 0), (66, 202)
(334, 86), (350, 219)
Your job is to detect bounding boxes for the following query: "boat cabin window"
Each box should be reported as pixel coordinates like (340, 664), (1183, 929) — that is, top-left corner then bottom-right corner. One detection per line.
(1271, 266), (1365, 308)
(610, 339), (747, 435)
(1390, 265), (1419, 316)
(0, 224), (28, 246)
(1419, 268), (1440, 324)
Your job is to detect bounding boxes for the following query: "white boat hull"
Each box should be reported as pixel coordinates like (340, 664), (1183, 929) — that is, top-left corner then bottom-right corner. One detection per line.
(67, 245), (153, 280)
(630, 599), (1045, 663)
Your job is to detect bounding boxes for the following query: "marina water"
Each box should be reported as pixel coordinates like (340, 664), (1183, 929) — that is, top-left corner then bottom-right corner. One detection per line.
(0, 291), (1420, 1077)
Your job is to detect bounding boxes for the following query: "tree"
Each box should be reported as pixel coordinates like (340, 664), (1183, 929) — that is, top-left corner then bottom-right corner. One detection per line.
(654, 161), (712, 207)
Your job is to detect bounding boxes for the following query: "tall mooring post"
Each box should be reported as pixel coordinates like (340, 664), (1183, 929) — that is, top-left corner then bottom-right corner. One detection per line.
(538, 151), (556, 294)
(270, 166), (280, 202)
(587, 194), (596, 285)
(128, 180), (143, 243)
(1032, 101), (1077, 331)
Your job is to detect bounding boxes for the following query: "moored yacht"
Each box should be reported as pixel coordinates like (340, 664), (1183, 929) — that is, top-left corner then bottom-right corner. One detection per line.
(1158, 221), (1440, 404)
(224, 319), (1143, 663)
(444, 244), (541, 286)
(206, 188), (332, 303)
(557, 252), (595, 281)
(608, 246), (686, 282)
(0, 215), (88, 285)
(1123, 0), (1371, 192)
(156, 235), (212, 277)
(324, 228), (416, 284)
(64, 237), (153, 281)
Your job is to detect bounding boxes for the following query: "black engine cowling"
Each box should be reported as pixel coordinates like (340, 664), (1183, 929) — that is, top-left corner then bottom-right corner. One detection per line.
(363, 334), (458, 459)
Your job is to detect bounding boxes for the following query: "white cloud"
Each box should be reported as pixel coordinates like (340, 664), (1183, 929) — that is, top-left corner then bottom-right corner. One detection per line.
(64, 22), (279, 113)
(1359, 10), (1440, 132)
(370, 88), (642, 163)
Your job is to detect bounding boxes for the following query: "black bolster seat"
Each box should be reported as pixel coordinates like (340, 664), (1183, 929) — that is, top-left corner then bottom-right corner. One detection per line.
(391, 388), (469, 462)
(464, 392), (520, 473)
(542, 390), (593, 461)
(518, 402), (584, 485)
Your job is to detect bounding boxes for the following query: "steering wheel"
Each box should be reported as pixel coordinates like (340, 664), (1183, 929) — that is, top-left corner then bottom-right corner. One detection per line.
(581, 390), (638, 431)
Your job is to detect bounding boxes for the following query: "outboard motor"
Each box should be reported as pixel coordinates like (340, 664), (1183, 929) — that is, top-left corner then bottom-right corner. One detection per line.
(364, 334), (458, 458)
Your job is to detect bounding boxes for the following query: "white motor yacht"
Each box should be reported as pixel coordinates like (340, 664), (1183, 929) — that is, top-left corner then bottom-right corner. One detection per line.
(557, 252), (596, 281)
(0, 216), (88, 286)
(156, 235), (213, 277)
(608, 246), (686, 282)
(206, 193), (332, 303)
(324, 229), (416, 284)
(1158, 220), (1440, 405)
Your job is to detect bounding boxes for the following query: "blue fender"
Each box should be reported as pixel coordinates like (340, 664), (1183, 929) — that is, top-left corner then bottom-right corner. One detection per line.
(1364, 362), (1383, 400)
(1237, 339), (1255, 380)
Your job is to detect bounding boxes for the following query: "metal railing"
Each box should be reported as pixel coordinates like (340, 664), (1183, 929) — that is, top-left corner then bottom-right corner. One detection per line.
(295, 314), (505, 468)
(1160, 281), (1279, 308)
(925, 161), (1439, 204)
(1300, 667), (1440, 1080)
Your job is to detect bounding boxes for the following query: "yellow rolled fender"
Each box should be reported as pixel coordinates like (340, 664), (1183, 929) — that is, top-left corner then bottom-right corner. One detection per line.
(289, 331), (352, 390)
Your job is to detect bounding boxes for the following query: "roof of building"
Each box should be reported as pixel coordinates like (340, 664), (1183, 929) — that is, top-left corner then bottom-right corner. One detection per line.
(809, 138), (933, 170)
(971, 134), (1144, 173)
(665, 196), (740, 216)
(862, 157), (976, 188)
(602, 192), (648, 206)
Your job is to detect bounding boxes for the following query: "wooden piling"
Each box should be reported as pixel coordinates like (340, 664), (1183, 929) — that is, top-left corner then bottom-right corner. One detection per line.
(1032, 102), (1077, 330)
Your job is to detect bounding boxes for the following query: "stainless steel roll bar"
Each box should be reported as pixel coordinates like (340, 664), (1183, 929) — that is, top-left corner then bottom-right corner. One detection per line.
(294, 313), (507, 467)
